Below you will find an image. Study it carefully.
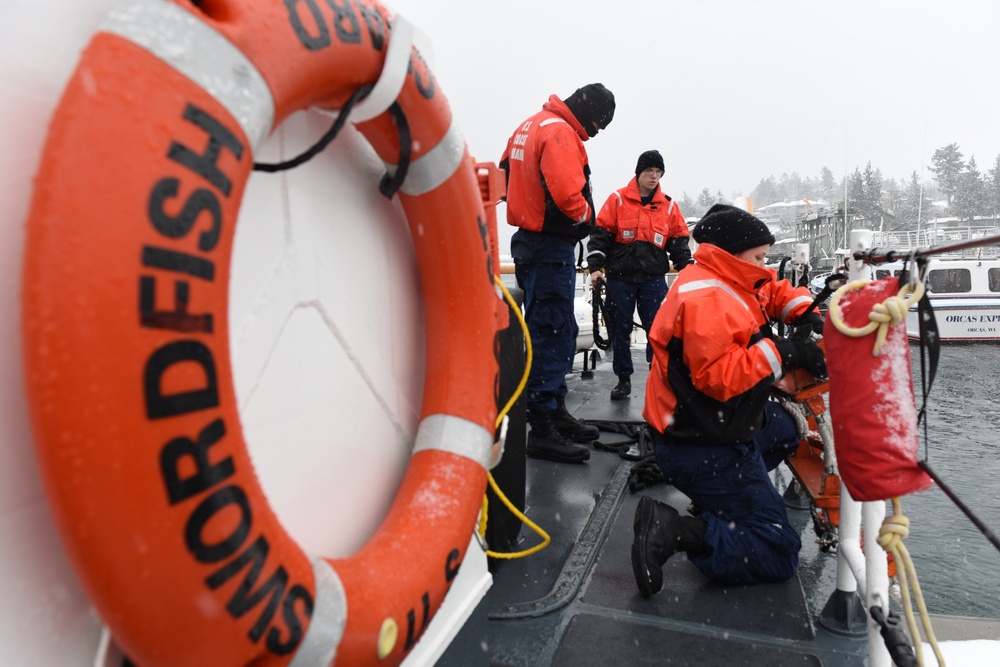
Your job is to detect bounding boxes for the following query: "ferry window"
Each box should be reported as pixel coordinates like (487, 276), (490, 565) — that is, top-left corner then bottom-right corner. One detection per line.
(990, 268), (1000, 292)
(874, 269), (909, 284)
(926, 268), (971, 293)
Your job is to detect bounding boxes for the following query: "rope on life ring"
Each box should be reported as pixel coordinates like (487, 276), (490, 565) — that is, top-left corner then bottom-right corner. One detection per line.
(21, 1), (499, 665)
(827, 279), (924, 356)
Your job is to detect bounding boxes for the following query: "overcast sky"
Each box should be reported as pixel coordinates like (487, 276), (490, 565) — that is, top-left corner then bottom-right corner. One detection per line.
(388, 0), (1000, 209)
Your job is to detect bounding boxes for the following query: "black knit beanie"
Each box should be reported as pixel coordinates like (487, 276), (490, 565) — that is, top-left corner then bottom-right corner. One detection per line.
(635, 150), (665, 176)
(693, 204), (776, 255)
(563, 83), (616, 138)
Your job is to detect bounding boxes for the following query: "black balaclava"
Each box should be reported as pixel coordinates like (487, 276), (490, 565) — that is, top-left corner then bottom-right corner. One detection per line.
(563, 83), (616, 138)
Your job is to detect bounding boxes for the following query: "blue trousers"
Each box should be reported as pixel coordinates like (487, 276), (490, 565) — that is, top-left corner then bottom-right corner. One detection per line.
(604, 276), (667, 378)
(652, 402), (801, 584)
(515, 262), (578, 413)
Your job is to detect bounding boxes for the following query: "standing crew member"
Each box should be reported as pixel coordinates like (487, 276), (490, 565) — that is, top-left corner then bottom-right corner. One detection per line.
(632, 204), (826, 595)
(499, 83), (616, 464)
(587, 149), (692, 400)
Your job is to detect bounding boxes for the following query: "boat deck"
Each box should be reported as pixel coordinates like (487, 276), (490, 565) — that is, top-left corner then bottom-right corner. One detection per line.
(439, 347), (869, 666)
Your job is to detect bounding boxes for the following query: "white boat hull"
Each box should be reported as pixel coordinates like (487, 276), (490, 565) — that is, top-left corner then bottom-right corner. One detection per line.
(907, 298), (1000, 341)
(870, 257), (1000, 342)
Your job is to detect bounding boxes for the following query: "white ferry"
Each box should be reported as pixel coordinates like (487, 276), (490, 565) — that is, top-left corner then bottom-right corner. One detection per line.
(872, 257), (1000, 342)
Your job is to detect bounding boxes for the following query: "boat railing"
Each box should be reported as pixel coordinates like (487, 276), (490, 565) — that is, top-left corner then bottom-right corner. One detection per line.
(871, 226), (1000, 258)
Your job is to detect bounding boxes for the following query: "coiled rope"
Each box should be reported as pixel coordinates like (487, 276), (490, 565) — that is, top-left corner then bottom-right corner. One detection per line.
(827, 278), (924, 356)
(877, 499), (946, 667)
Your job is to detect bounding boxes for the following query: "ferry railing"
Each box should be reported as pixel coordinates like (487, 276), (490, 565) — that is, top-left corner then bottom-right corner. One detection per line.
(871, 226), (1000, 257)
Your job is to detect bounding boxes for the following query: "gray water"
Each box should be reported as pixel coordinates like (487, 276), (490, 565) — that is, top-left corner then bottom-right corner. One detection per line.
(898, 343), (1000, 619)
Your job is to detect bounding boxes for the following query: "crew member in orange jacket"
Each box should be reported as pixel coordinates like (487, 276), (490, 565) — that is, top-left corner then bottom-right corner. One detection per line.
(631, 204), (826, 594)
(499, 83), (615, 464)
(587, 149), (692, 401)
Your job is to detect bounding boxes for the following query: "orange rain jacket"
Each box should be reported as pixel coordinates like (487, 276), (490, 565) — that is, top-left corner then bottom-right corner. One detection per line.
(587, 177), (692, 282)
(499, 95), (596, 243)
(643, 243), (814, 444)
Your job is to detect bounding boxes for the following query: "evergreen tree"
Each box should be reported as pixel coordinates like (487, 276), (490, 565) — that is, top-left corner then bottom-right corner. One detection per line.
(695, 187), (714, 216)
(929, 143), (965, 207)
(860, 162), (884, 225)
(679, 192), (696, 217)
(986, 155), (1000, 219)
(846, 167), (864, 218)
(953, 155), (988, 220)
(778, 172), (803, 201)
(749, 176), (779, 207)
(819, 167), (837, 202)
(882, 177), (902, 221)
(715, 189), (728, 206)
(898, 171), (932, 230)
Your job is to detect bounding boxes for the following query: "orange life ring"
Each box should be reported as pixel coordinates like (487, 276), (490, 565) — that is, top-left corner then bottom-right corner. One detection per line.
(21, 0), (498, 665)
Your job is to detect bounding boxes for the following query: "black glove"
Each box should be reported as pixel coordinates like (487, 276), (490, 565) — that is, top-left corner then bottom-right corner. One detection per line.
(774, 339), (827, 378)
(792, 311), (824, 337)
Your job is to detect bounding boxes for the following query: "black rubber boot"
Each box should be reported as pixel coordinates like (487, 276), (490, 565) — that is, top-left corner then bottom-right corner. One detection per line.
(526, 410), (590, 464)
(552, 396), (600, 443)
(631, 496), (707, 597)
(610, 376), (631, 400)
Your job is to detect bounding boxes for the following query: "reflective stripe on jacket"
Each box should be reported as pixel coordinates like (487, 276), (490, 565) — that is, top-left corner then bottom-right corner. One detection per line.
(499, 95), (595, 243)
(587, 177), (692, 282)
(642, 243), (813, 443)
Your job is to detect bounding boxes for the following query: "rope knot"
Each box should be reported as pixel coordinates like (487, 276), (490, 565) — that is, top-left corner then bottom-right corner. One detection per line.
(869, 294), (910, 326)
(877, 513), (910, 552)
(829, 279), (925, 357)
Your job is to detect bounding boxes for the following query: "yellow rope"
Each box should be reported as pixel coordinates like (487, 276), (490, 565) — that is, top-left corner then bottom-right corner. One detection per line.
(877, 499), (946, 667)
(479, 471), (552, 559)
(477, 276), (551, 559)
(493, 276), (531, 430)
(827, 279), (924, 356)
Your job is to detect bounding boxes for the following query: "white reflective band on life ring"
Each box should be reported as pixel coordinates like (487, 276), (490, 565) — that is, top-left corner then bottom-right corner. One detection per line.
(100, 0), (274, 150)
(288, 559), (346, 667)
(386, 120), (466, 196)
(350, 15), (415, 123)
(414, 414), (492, 469)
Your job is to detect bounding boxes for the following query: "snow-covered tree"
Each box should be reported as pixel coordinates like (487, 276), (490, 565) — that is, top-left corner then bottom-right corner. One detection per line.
(778, 172), (803, 201)
(679, 192), (696, 218)
(953, 155), (988, 220)
(986, 155), (1000, 219)
(749, 176), (779, 208)
(845, 167), (865, 219)
(860, 162), (884, 225)
(896, 171), (932, 229)
(819, 167), (837, 202)
(929, 143), (965, 208)
(695, 187), (714, 216)
(882, 177), (902, 219)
